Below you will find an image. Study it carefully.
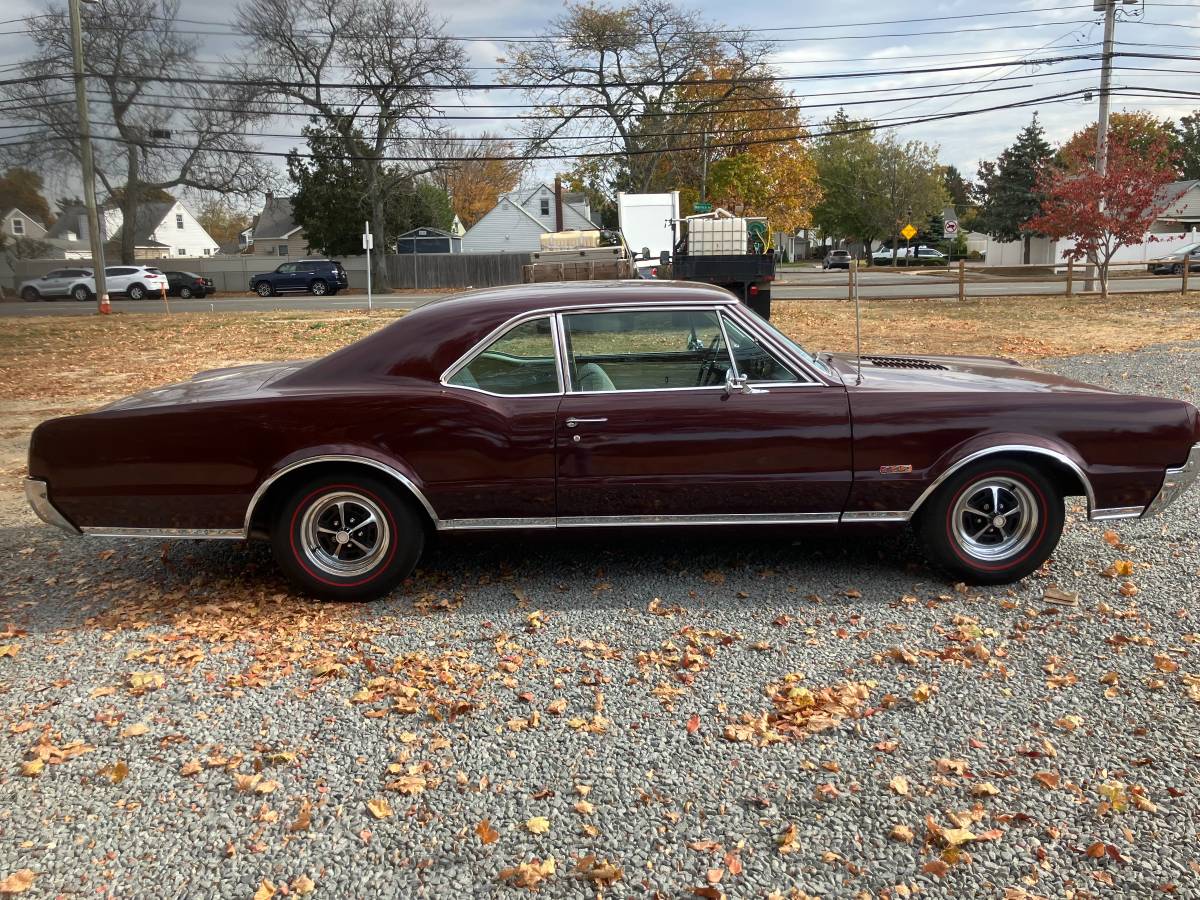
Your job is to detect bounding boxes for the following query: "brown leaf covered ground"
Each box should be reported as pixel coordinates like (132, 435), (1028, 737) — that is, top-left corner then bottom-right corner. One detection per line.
(1, 292), (1198, 523)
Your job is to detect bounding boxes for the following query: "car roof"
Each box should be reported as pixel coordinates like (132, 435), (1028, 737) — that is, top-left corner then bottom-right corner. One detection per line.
(287, 280), (737, 386)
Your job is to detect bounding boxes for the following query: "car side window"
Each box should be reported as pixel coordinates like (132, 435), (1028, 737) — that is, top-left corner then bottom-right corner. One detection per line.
(721, 314), (801, 383)
(561, 309), (730, 392)
(44, 270), (64, 278)
(277, 263), (296, 274)
(448, 316), (560, 396)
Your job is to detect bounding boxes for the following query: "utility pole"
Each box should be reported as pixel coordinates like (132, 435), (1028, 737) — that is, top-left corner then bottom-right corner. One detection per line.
(1094, 0), (1119, 177)
(68, 0), (109, 314)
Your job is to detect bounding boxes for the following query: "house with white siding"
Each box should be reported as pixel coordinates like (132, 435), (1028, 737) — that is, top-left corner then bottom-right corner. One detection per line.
(462, 184), (598, 253)
(44, 200), (219, 259)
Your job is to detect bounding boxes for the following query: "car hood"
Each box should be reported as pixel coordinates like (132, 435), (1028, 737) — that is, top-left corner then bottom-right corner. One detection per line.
(99, 361), (311, 411)
(823, 352), (1112, 394)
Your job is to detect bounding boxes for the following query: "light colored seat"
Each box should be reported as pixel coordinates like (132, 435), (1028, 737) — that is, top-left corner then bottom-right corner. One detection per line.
(577, 362), (616, 392)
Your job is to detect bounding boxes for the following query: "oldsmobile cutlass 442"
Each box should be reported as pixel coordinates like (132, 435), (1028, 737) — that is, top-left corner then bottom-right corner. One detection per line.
(26, 282), (1199, 600)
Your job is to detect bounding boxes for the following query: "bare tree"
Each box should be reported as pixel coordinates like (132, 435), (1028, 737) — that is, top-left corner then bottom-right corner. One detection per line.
(1, 0), (274, 263)
(235, 0), (468, 289)
(504, 0), (776, 194)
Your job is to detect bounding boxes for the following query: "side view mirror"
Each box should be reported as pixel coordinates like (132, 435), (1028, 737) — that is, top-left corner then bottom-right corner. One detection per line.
(724, 369), (766, 396)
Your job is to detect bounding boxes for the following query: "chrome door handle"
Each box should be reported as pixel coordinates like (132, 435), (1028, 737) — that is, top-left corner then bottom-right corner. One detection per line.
(565, 417), (608, 428)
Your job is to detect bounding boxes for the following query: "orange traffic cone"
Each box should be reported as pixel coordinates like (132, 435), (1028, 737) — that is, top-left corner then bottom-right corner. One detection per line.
(99, 293), (111, 315)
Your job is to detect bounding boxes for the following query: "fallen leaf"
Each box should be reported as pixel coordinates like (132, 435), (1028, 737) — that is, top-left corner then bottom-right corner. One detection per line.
(972, 781), (1001, 797)
(890, 824), (915, 843)
(0, 869), (35, 894)
(575, 854), (622, 887)
(476, 819), (499, 845)
(1102, 529), (1121, 546)
(18, 759), (43, 778)
(1033, 772), (1060, 790)
(290, 800), (312, 832)
(291, 874), (315, 895)
(120, 722), (149, 738)
(498, 857), (555, 889)
(687, 713), (701, 734)
(573, 800), (594, 815)
(889, 775), (910, 796)
(911, 683), (934, 703)
(922, 859), (950, 877)
(98, 760), (129, 784)
(526, 816), (551, 835)
(367, 797), (392, 820)
(180, 759), (201, 777)
(252, 880), (276, 900)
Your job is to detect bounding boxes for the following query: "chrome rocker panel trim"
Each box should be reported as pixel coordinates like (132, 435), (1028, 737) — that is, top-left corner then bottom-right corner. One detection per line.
(81, 526), (243, 540)
(24, 478), (80, 535)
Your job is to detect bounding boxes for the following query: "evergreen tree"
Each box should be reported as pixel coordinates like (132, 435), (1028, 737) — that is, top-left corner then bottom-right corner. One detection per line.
(1177, 110), (1200, 180)
(975, 114), (1056, 264)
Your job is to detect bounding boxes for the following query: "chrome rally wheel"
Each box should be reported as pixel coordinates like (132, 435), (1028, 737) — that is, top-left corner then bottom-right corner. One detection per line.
(271, 474), (425, 601)
(915, 459), (1063, 585)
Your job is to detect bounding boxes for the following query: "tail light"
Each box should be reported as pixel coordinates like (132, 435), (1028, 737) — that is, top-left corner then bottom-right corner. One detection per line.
(749, 284), (759, 296)
(650, 267), (657, 277)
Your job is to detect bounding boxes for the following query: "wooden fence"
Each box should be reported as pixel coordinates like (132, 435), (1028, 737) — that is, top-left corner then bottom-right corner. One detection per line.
(384, 252), (530, 290)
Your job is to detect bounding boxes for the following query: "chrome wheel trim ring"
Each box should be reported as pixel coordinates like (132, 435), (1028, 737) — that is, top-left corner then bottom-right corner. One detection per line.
(951, 476), (1040, 563)
(298, 490), (390, 578)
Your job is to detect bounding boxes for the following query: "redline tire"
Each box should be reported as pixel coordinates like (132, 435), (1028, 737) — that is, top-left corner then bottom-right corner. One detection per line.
(270, 473), (424, 601)
(915, 459), (1063, 585)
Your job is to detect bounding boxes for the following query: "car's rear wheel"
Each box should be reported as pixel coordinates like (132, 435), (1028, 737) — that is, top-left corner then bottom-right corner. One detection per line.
(71, 285), (91, 301)
(310, 279), (328, 296)
(271, 474), (424, 601)
(128, 284), (146, 300)
(255, 282), (274, 297)
(21, 287), (40, 302)
(179, 286), (194, 298)
(915, 459), (1063, 585)
(1172, 263), (1184, 276)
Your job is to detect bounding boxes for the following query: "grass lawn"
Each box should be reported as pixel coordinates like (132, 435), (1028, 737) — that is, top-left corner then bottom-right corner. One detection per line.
(1, 291), (1198, 521)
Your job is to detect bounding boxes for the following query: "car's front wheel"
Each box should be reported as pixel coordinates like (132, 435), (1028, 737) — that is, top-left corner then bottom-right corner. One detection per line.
(271, 474), (424, 601)
(21, 287), (40, 302)
(915, 459), (1063, 585)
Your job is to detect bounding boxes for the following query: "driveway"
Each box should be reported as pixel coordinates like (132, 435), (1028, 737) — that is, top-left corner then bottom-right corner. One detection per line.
(0, 345), (1197, 897)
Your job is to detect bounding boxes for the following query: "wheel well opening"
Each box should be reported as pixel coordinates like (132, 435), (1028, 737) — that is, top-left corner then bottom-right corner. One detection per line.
(247, 461), (435, 538)
(986, 452), (1088, 504)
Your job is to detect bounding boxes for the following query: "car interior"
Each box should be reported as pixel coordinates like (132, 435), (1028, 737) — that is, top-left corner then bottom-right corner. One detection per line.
(449, 310), (801, 396)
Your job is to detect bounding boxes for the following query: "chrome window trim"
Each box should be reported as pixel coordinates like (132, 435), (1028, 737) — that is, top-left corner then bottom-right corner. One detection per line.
(557, 305), (741, 395)
(723, 304), (828, 386)
(81, 526), (243, 540)
(440, 311), (565, 398)
(718, 310), (810, 387)
(244, 454), (440, 534)
(905, 444), (1099, 519)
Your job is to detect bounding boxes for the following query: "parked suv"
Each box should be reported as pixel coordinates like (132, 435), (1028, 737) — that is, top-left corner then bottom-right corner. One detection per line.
(822, 249), (852, 270)
(104, 266), (169, 299)
(19, 267), (95, 302)
(249, 259), (348, 297)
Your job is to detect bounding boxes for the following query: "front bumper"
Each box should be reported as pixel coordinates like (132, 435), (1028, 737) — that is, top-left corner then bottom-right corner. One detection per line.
(1144, 443), (1200, 518)
(24, 478), (80, 535)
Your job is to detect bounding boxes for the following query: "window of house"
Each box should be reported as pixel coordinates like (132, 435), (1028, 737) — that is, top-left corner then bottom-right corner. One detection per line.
(177, 248), (187, 255)
(203, 248), (211, 256)
(539, 197), (550, 216)
(12, 218), (24, 235)
(560, 310), (731, 392)
(278, 244), (289, 256)
(176, 213), (184, 229)
(448, 317), (559, 396)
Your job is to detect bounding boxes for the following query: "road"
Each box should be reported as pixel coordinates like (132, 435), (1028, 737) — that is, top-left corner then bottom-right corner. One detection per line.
(0, 270), (1186, 315)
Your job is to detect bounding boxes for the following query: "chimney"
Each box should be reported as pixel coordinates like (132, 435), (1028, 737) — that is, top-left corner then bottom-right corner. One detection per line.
(264, 191), (274, 205)
(554, 176), (563, 232)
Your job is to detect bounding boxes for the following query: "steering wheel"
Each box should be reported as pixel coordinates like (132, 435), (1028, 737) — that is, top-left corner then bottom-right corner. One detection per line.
(695, 335), (724, 387)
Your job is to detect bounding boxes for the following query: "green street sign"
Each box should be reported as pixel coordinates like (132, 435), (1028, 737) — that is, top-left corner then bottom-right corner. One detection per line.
(692, 202), (713, 213)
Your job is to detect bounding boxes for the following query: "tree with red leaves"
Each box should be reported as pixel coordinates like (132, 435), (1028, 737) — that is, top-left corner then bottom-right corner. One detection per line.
(1025, 134), (1181, 297)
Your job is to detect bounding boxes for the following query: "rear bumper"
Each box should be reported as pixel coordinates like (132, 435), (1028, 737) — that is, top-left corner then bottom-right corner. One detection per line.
(24, 478), (80, 535)
(1144, 443), (1200, 518)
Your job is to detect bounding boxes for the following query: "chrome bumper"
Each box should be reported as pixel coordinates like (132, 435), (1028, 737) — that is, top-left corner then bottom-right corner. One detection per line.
(24, 478), (80, 535)
(1144, 443), (1200, 518)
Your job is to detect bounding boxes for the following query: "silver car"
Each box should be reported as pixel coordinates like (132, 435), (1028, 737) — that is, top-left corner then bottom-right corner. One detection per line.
(19, 267), (96, 302)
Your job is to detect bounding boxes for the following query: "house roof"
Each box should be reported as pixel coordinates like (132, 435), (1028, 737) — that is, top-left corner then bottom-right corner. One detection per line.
(1157, 179), (1200, 206)
(253, 195), (303, 240)
(397, 227), (457, 239)
(0, 207), (46, 227)
(109, 201), (176, 245)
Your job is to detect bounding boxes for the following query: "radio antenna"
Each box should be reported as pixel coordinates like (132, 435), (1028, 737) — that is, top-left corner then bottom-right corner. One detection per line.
(854, 257), (863, 385)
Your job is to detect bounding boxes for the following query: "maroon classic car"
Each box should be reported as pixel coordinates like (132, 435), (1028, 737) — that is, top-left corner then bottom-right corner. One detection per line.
(26, 281), (1200, 600)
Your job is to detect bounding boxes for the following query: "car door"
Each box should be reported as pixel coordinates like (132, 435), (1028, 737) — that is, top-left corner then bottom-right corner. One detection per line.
(274, 263), (300, 290)
(554, 306), (853, 522)
(40, 269), (68, 296)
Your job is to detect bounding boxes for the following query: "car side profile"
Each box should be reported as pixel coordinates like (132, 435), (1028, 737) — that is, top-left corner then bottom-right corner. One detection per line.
(26, 282), (1200, 602)
(104, 266), (169, 300)
(249, 259), (348, 297)
(164, 270), (212, 298)
(19, 268), (96, 302)
(1147, 242), (1200, 275)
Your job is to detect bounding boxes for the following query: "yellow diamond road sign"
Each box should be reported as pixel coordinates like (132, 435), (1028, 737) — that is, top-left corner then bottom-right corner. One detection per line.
(901, 223), (917, 241)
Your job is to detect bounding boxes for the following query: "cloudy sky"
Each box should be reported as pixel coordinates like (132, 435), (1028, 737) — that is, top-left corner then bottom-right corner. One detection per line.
(1, 0), (1197, 199)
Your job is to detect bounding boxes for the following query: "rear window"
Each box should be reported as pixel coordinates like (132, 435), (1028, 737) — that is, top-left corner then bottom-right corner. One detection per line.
(145, 268), (162, 274)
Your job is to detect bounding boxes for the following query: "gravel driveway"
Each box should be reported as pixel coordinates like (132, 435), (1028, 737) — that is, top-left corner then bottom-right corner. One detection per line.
(1, 345), (1197, 899)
